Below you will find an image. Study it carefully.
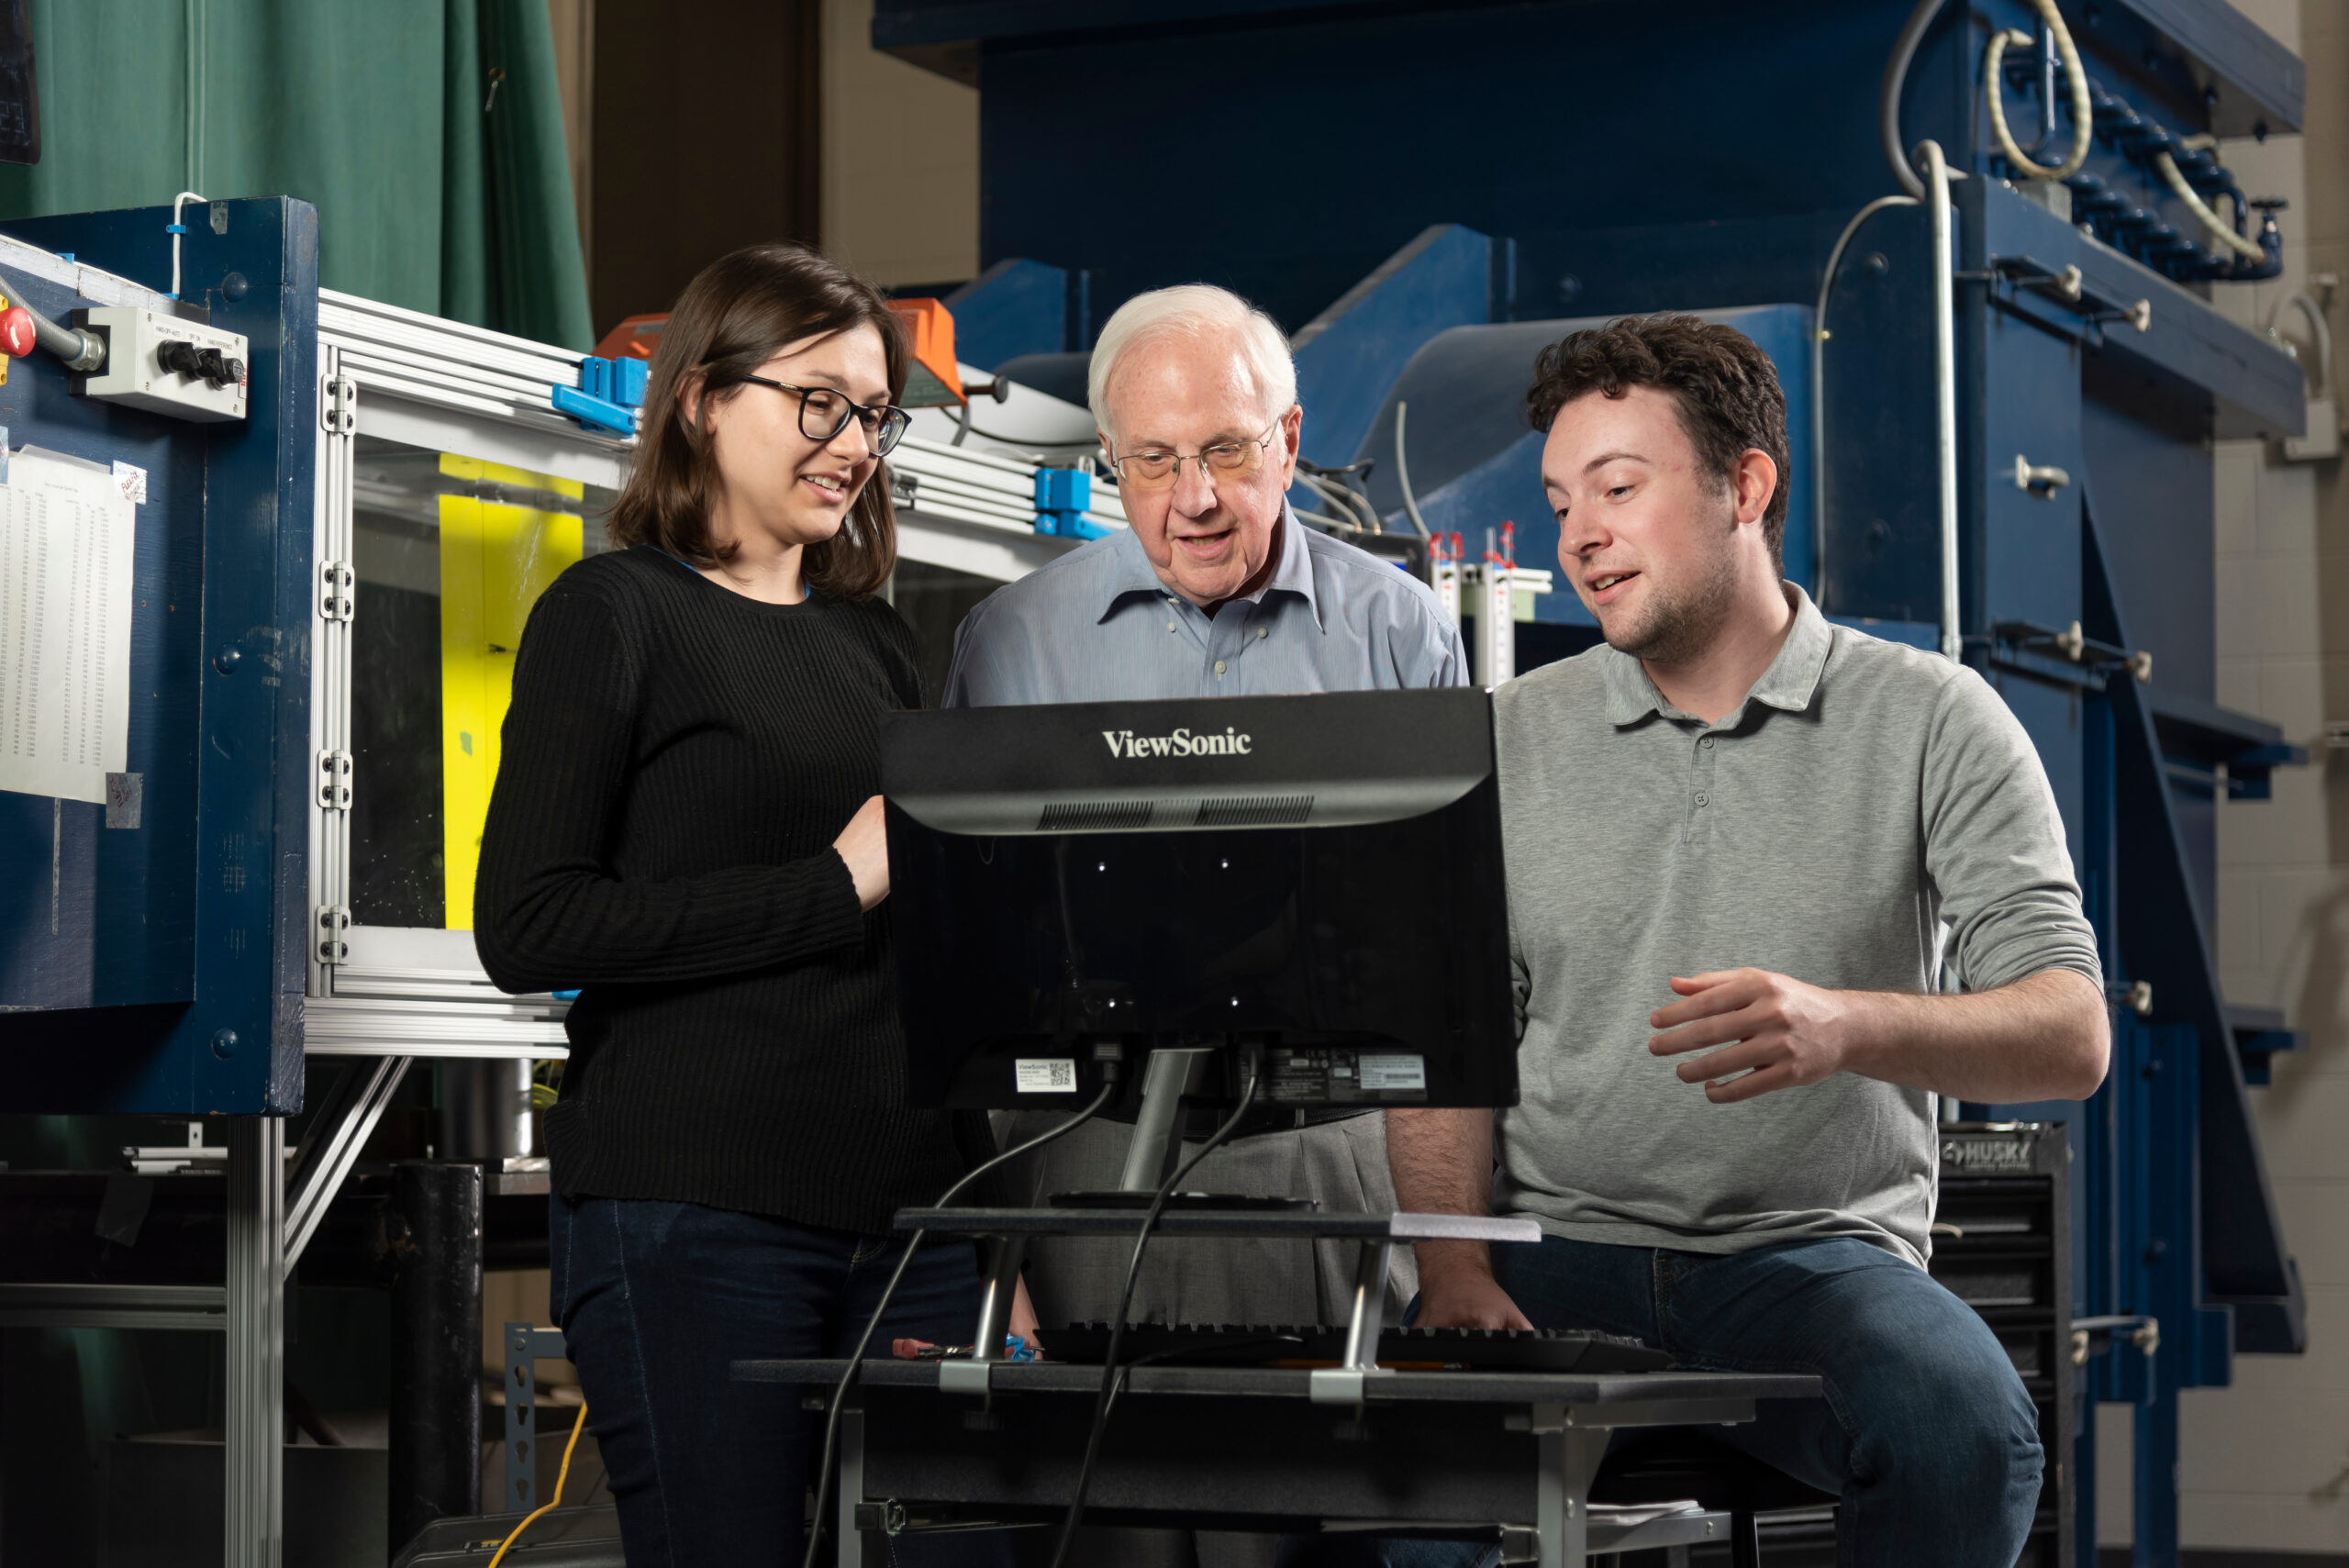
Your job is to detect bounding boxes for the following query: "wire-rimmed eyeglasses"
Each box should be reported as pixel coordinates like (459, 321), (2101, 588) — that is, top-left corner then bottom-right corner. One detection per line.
(739, 373), (911, 457)
(1105, 420), (1283, 491)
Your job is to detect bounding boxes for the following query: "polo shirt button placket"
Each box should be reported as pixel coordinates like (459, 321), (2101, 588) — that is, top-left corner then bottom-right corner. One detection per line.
(1689, 728), (1719, 843)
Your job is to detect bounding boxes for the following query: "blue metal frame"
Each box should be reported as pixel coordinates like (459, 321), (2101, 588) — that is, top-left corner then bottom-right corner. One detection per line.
(0, 199), (318, 1114)
(889, 2), (2313, 1561)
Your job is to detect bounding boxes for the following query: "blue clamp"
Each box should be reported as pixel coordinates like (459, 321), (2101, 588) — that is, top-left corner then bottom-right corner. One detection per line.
(612, 356), (649, 408)
(553, 382), (637, 436)
(562, 357), (647, 431)
(1034, 466), (1106, 539)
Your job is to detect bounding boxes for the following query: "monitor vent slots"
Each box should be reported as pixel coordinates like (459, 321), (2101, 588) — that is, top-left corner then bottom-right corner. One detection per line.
(1195, 795), (1313, 828)
(1037, 801), (1154, 832)
(1032, 795), (1315, 832)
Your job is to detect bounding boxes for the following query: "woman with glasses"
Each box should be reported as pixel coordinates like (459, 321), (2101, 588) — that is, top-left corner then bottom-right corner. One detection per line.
(473, 243), (1008, 1567)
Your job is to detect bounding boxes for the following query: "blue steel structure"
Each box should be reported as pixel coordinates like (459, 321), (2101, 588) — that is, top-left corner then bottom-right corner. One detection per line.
(0, 199), (317, 1117)
(889, 2), (2314, 1562)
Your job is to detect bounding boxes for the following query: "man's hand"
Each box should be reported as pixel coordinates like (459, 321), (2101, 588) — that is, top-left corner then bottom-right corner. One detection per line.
(1410, 1240), (1535, 1330)
(1010, 1274), (1042, 1350)
(1648, 968), (1855, 1104)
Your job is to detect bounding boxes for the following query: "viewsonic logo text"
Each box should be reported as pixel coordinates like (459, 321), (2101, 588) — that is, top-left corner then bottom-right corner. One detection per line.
(1101, 727), (1253, 759)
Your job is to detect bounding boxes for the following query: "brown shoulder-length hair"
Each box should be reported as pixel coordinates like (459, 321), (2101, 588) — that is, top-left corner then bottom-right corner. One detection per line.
(609, 243), (908, 598)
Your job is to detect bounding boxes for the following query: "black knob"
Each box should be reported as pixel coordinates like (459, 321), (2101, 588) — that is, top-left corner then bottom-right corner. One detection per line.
(157, 339), (203, 377)
(222, 357), (245, 387)
(195, 347), (228, 387)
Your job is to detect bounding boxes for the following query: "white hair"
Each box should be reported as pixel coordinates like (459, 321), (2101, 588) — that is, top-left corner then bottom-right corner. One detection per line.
(1086, 284), (1297, 447)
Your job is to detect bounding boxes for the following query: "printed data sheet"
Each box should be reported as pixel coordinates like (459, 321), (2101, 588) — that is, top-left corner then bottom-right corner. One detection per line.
(0, 446), (136, 804)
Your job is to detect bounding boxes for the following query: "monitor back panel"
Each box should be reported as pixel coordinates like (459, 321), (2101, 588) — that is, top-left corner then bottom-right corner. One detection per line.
(883, 690), (1516, 1110)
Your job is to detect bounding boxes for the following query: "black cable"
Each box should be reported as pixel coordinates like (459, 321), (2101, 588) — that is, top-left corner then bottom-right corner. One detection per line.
(1046, 1057), (1264, 1568)
(801, 1074), (1120, 1568)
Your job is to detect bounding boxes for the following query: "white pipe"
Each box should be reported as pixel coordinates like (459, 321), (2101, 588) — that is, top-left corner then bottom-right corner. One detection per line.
(1812, 194), (1920, 599)
(171, 189), (208, 300)
(1918, 139), (1962, 663)
(2153, 151), (2266, 262)
(2277, 293), (2334, 403)
(1983, 0), (2092, 181)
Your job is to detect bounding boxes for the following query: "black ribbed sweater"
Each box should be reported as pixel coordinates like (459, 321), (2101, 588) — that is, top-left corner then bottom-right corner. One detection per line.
(473, 545), (987, 1234)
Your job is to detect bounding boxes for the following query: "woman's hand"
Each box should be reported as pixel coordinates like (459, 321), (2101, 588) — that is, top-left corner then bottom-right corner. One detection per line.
(833, 795), (890, 910)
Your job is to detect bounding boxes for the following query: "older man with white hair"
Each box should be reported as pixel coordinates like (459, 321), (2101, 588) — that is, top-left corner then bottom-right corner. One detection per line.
(943, 283), (1465, 1342)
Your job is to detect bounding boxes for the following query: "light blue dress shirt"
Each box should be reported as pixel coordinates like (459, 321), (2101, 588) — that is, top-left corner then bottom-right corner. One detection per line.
(941, 506), (1469, 706)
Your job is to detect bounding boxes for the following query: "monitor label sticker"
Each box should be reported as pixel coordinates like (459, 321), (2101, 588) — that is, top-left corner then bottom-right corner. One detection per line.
(1359, 1054), (1427, 1093)
(1265, 1048), (1430, 1102)
(1015, 1058), (1078, 1093)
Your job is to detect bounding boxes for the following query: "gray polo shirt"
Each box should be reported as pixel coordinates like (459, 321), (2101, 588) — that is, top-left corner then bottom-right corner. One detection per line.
(1492, 584), (2102, 1268)
(941, 505), (1465, 705)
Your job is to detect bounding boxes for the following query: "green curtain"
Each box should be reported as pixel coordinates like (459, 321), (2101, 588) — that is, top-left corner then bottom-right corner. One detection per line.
(0, 0), (591, 350)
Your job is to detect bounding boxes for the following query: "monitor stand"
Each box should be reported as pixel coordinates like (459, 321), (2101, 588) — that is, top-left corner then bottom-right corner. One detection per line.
(1050, 1044), (1313, 1212)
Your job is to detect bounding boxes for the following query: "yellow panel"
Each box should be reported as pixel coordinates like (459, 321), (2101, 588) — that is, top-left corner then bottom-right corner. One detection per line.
(439, 460), (585, 929)
(440, 450), (586, 499)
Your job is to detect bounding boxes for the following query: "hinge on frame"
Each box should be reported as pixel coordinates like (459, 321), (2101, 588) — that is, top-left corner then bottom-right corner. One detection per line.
(317, 749), (353, 810)
(320, 559), (354, 622)
(317, 906), (351, 965)
(321, 374), (357, 435)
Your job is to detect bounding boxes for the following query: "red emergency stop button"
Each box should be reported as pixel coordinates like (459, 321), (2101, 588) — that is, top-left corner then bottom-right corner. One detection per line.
(0, 306), (36, 358)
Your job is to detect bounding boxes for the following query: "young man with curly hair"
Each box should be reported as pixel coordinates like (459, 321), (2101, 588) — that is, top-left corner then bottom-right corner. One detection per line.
(1386, 314), (2110, 1567)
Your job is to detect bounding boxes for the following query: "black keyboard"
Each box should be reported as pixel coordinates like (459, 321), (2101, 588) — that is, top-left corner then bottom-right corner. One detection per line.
(1041, 1322), (1674, 1373)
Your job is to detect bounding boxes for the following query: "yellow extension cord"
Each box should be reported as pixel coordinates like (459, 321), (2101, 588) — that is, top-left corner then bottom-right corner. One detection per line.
(485, 1399), (589, 1568)
(1983, 0), (2092, 183)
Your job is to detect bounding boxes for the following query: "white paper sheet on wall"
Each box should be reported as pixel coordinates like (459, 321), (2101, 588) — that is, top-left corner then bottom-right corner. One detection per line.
(0, 446), (137, 805)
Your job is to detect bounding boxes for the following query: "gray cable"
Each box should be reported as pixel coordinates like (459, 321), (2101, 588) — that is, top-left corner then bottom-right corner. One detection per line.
(799, 1077), (1121, 1568)
(1393, 401), (1432, 540)
(1297, 470), (1377, 532)
(1880, 0), (1950, 199)
(0, 264), (106, 371)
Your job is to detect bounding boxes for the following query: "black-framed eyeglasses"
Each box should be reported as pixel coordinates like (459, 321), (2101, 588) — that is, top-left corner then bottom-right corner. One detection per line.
(739, 373), (911, 457)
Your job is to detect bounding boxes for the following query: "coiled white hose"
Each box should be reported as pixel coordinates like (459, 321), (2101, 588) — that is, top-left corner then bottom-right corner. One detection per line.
(2153, 150), (2266, 261)
(1983, 0), (2091, 181)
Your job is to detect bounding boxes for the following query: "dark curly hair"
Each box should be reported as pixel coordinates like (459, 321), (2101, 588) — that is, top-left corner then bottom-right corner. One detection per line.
(610, 243), (907, 598)
(1525, 313), (1789, 570)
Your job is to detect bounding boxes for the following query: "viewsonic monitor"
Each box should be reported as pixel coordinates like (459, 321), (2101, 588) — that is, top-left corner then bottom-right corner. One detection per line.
(881, 688), (1517, 1112)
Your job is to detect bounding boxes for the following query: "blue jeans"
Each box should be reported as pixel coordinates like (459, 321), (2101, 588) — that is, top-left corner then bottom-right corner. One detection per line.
(550, 1192), (1014, 1567)
(1496, 1234), (2043, 1568)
